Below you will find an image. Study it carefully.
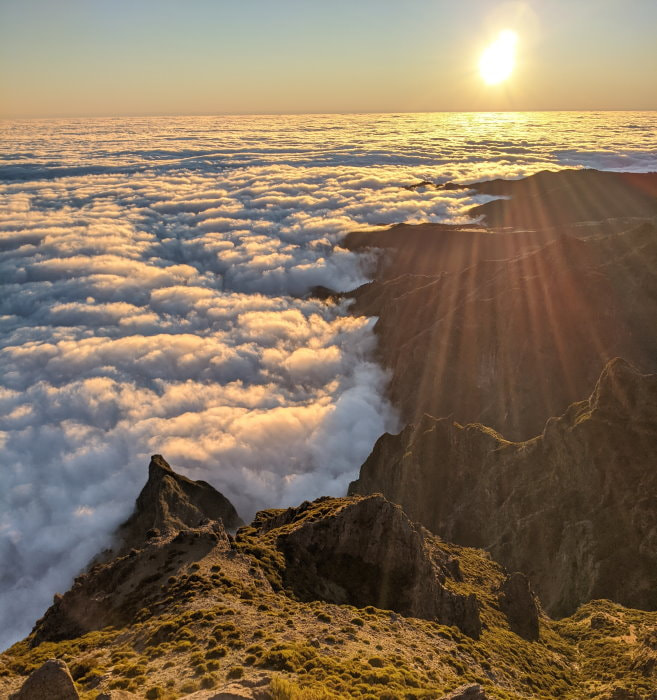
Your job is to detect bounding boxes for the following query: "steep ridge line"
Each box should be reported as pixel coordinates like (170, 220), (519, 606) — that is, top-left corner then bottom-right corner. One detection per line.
(350, 358), (657, 616)
(346, 167), (657, 618)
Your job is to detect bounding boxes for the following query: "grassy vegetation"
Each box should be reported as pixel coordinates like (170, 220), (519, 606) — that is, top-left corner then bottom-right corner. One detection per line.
(1, 498), (655, 699)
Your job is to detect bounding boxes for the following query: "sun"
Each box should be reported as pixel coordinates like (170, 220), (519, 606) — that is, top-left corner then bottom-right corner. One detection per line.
(479, 30), (518, 85)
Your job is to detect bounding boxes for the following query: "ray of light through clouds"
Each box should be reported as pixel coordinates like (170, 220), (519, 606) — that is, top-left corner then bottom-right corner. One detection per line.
(1, 111), (657, 649)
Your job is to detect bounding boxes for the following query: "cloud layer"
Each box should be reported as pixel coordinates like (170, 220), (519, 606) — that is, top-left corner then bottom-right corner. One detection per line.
(1, 111), (656, 651)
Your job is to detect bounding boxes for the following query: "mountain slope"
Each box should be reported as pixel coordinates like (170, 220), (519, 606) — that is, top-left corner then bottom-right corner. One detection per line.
(3, 458), (657, 699)
(350, 357), (657, 617)
(344, 170), (657, 441)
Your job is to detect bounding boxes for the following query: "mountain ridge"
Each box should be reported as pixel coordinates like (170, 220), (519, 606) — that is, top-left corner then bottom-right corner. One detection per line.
(349, 357), (657, 616)
(4, 455), (657, 699)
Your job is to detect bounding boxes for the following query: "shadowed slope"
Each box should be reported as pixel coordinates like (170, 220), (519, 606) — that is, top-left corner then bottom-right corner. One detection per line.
(350, 358), (657, 616)
(469, 169), (657, 230)
(345, 170), (657, 440)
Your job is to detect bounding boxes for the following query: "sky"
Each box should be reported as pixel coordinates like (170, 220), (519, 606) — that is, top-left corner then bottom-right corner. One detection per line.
(1, 0), (656, 117)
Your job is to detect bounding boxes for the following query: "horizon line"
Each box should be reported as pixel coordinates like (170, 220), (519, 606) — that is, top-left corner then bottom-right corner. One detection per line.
(2, 108), (657, 121)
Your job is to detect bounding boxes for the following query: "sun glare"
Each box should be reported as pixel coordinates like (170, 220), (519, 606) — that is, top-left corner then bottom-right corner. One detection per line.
(479, 30), (518, 85)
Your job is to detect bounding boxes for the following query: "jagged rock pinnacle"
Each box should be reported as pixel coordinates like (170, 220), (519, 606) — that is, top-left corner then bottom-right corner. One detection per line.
(116, 454), (244, 555)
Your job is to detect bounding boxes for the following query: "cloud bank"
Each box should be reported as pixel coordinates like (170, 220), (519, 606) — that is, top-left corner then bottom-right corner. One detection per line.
(1, 111), (656, 651)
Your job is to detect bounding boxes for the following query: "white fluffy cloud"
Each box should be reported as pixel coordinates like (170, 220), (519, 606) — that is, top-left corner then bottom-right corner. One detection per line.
(1, 111), (656, 651)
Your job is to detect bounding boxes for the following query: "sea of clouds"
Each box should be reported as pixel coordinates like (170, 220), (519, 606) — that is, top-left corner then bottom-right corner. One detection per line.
(1, 111), (656, 650)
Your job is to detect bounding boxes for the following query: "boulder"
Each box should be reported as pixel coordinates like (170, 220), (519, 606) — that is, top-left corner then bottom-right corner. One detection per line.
(10, 659), (78, 700)
(440, 684), (489, 700)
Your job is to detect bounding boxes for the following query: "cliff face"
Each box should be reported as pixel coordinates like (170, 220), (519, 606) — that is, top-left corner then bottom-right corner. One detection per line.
(345, 171), (657, 441)
(350, 358), (657, 617)
(347, 222), (657, 441)
(345, 169), (657, 619)
(242, 495), (482, 637)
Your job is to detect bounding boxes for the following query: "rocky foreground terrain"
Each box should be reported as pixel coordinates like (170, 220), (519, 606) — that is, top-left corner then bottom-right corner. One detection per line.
(2, 455), (657, 700)
(2, 168), (657, 699)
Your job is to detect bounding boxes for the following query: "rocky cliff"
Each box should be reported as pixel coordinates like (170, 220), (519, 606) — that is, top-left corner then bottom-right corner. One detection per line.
(345, 170), (657, 440)
(345, 168), (657, 621)
(351, 357), (657, 617)
(115, 454), (243, 554)
(238, 495), (482, 638)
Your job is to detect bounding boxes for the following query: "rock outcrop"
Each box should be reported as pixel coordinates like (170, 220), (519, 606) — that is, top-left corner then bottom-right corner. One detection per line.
(242, 495), (482, 637)
(116, 454), (243, 554)
(497, 572), (540, 641)
(9, 659), (78, 700)
(30, 455), (243, 645)
(350, 358), (657, 616)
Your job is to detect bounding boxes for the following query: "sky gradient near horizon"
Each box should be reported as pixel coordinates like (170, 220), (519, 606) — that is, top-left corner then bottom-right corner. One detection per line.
(1, 0), (657, 117)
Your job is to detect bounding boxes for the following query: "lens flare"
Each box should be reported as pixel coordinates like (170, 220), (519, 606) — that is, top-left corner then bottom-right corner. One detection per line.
(479, 30), (518, 85)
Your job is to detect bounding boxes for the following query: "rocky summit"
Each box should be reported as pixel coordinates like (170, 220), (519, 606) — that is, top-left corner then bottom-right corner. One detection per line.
(115, 454), (244, 555)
